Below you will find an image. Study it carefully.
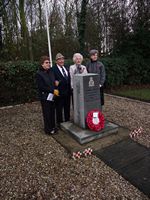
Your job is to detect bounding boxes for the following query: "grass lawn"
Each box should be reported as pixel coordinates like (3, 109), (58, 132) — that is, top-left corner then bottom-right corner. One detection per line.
(113, 88), (150, 101)
(108, 85), (150, 102)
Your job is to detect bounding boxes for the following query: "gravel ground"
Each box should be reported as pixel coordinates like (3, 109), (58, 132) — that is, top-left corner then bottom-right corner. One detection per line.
(103, 95), (150, 148)
(0, 95), (150, 200)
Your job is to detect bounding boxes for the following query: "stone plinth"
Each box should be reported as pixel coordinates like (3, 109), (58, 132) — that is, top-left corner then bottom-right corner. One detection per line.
(61, 121), (118, 144)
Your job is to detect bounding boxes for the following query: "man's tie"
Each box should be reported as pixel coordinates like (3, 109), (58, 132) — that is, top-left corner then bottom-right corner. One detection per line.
(61, 67), (68, 79)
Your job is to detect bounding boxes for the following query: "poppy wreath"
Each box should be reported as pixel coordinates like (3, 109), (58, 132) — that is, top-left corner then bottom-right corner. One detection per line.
(86, 110), (105, 132)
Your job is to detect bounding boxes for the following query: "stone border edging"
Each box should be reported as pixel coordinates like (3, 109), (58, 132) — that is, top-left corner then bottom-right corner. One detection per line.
(105, 93), (150, 105)
(0, 101), (39, 110)
(0, 94), (149, 110)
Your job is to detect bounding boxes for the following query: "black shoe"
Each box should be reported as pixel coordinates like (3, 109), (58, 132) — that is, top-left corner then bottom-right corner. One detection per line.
(56, 123), (61, 129)
(54, 127), (59, 132)
(50, 128), (58, 135)
(45, 131), (51, 135)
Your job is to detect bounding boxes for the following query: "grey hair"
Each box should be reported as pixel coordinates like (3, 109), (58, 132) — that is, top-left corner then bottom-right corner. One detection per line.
(73, 53), (83, 63)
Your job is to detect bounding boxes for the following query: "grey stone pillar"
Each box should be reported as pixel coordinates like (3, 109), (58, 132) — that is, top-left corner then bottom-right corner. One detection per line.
(73, 73), (101, 129)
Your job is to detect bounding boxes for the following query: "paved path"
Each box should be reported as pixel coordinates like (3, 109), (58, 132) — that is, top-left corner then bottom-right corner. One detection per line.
(94, 138), (150, 197)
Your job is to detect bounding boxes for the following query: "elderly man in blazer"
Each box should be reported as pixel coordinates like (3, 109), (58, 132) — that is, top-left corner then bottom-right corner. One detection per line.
(53, 53), (71, 126)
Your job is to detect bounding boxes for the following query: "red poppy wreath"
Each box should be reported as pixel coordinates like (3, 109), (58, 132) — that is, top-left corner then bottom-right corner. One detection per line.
(86, 110), (105, 132)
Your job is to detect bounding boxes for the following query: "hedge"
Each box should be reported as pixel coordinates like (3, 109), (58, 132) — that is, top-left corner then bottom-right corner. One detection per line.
(0, 56), (149, 106)
(0, 61), (39, 106)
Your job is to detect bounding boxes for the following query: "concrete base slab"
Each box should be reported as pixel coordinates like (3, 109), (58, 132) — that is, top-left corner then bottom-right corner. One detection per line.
(61, 121), (119, 144)
(52, 125), (130, 154)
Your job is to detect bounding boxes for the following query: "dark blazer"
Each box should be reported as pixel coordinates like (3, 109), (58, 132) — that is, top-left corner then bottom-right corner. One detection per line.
(52, 64), (71, 96)
(36, 67), (55, 100)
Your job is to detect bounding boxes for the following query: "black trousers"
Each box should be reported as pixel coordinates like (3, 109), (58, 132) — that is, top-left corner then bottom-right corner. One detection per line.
(100, 86), (104, 106)
(41, 100), (55, 133)
(55, 95), (70, 124)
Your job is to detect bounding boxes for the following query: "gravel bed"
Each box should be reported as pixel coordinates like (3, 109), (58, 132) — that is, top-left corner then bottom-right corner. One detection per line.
(0, 96), (149, 200)
(103, 94), (150, 148)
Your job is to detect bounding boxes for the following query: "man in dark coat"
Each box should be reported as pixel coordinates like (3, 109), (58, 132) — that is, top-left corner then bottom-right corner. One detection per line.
(86, 49), (106, 105)
(52, 53), (71, 126)
(36, 56), (59, 134)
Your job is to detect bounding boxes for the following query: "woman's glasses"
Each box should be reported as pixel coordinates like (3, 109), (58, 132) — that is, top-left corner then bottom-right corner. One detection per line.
(44, 61), (50, 64)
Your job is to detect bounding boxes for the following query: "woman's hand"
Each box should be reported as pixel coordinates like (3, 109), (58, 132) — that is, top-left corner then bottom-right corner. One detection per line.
(54, 89), (59, 96)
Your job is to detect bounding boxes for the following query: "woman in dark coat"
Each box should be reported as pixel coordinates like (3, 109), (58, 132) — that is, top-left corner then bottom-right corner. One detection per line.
(36, 56), (59, 135)
(86, 49), (106, 106)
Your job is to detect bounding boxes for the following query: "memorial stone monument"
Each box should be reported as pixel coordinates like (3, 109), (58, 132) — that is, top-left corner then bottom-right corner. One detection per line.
(61, 74), (118, 144)
(73, 74), (101, 128)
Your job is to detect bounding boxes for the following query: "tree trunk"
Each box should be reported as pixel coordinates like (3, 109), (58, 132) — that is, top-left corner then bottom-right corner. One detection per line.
(77, 0), (89, 54)
(19, 0), (29, 59)
(38, 0), (43, 31)
(0, 23), (2, 49)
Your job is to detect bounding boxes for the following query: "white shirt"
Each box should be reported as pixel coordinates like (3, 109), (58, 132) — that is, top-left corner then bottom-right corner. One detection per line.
(57, 65), (68, 77)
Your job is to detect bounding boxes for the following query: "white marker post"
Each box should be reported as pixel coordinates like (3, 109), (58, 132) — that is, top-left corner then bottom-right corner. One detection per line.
(44, 0), (52, 67)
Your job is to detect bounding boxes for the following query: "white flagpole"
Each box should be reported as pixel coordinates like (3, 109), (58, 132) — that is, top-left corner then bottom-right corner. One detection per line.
(44, 0), (52, 67)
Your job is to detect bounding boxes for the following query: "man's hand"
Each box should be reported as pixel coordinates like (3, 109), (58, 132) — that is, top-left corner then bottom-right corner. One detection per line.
(54, 89), (59, 96)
